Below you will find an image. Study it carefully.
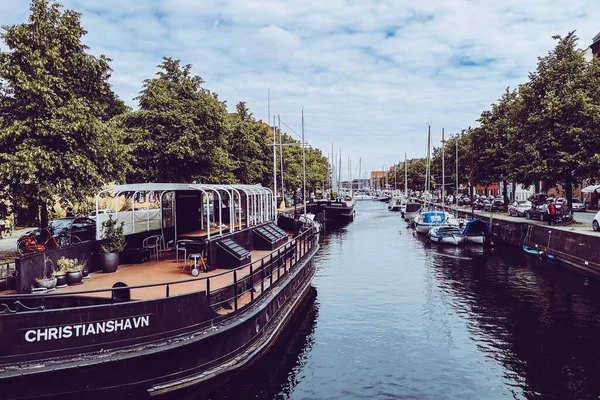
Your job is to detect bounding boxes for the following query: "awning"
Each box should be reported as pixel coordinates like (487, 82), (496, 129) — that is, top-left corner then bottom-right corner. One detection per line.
(581, 185), (600, 193)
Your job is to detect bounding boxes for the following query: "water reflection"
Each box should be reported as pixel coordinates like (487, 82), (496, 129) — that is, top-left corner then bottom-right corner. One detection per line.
(202, 201), (600, 399)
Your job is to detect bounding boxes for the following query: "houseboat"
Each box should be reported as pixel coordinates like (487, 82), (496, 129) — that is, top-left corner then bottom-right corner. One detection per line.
(0, 183), (320, 399)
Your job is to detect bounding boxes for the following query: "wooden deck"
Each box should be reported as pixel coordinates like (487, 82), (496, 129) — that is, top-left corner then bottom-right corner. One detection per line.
(52, 247), (279, 300)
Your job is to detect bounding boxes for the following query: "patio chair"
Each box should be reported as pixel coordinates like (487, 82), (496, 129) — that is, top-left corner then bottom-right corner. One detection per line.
(175, 239), (195, 264)
(142, 235), (162, 260)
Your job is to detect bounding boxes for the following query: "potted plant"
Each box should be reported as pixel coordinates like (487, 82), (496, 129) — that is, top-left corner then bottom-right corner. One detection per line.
(65, 258), (83, 285)
(54, 257), (69, 288)
(99, 215), (126, 273)
(36, 255), (57, 290)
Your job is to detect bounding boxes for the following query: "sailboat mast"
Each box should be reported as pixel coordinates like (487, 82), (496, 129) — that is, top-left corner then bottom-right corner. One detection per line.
(442, 127), (445, 207)
(278, 115), (284, 209)
(394, 162), (397, 191)
(359, 158), (362, 191)
(273, 115), (277, 218)
(404, 152), (408, 196)
(456, 134), (459, 206)
(425, 124), (431, 196)
(302, 108), (306, 216)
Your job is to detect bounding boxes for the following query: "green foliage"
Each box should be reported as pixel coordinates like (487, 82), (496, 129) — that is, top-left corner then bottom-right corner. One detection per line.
(56, 256), (82, 273)
(99, 215), (126, 254)
(119, 57), (235, 184)
(0, 0), (130, 226)
(447, 32), (600, 205)
(228, 102), (272, 185)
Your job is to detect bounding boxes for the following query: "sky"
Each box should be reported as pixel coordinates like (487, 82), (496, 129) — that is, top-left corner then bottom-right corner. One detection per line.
(1, 0), (598, 179)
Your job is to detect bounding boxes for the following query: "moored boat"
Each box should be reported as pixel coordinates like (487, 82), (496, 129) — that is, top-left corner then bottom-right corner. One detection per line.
(0, 183), (320, 400)
(414, 211), (448, 234)
(462, 218), (492, 245)
(388, 198), (403, 212)
(428, 226), (465, 245)
(402, 200), (422, 221)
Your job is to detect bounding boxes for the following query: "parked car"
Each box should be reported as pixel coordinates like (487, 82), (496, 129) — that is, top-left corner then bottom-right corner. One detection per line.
(458, 195), (472, 206)
(484, 196), (505, 212)
(508, 200), (532, 217)
(474, 198), (489, 210)
(526, 204), (548, 221)
(89, 208), (115, 219)
(570, 198), (586, 212)
(594, 210), (600, 231)
(49, 217), (96, 242)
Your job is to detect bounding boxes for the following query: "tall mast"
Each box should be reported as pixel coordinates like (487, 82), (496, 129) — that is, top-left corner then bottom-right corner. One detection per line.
(394, 162), (397, 191)
(442, 127), (445, 211)
(302, 108), (306, 216)
(331, 143), (335, 198)
(339, 147), (342, 195)
(404, 152), (408, 196)
(278, 115), (284, 209)
(273, 115), (277, 218)
(456, 134), (459, 207)
(425, 124), (431, 196)
(359, 158), (362, 190)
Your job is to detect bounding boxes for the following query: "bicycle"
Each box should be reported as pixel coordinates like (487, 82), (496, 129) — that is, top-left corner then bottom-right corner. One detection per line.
(16, 227), (81, 256)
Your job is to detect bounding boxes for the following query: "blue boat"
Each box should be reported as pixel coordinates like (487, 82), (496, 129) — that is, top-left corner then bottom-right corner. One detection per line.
(462, 218), (491, 244)
(414, 211), (448, 234)
(522, 243), (556, 260)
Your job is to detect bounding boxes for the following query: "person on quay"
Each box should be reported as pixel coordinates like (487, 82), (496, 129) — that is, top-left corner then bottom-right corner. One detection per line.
(561, 199), (571, 222)
(547, 199), (557, 226)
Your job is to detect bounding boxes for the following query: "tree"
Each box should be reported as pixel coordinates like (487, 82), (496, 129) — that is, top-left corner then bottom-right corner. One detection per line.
(0, 0), (129, 226)
(228, 102), (272, 185)
(119, 57), (235, 184)
(513, 32), (600, 205)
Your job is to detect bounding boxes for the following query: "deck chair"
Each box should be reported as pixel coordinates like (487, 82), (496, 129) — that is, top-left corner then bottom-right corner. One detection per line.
(142, 235), (162, 260)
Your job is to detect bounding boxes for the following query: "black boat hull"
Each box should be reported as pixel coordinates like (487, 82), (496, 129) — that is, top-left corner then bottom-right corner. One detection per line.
(1, 248), (318, 400)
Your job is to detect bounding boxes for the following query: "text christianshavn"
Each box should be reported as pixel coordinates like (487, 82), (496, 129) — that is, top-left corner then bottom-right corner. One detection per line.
(24, 315), (150, 343)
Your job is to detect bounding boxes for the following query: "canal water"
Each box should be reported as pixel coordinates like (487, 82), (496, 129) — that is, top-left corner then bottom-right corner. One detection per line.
(207, 201), (600, 400)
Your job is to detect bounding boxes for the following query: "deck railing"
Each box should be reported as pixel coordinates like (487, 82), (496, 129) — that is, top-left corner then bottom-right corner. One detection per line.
(0, 227), (318, 315)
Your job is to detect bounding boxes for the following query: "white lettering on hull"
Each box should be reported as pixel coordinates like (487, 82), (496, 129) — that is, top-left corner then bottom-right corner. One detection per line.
(23, 316), (151, 343)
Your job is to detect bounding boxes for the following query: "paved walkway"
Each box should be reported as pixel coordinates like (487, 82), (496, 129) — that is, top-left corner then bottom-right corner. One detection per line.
(448, 205), (599, 236)
(0, 227), (35, 263)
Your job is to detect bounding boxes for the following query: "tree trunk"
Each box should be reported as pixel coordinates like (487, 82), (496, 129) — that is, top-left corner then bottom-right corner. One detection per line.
(502, 179), (508, 211)
(565, 180), (572, 207)
(512, 182), (516, 201)
(40, 201), (49, 228)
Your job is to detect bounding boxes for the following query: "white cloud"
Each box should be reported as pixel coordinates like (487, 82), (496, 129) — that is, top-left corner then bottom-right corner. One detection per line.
(1, 0), (598, 174)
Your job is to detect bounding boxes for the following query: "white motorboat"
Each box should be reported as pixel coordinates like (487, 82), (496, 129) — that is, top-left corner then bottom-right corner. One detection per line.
(414, 211), (448, 234)
(428, 225), (466, 245)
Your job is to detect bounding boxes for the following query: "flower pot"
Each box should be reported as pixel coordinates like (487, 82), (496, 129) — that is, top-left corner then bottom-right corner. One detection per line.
(54, 273), (68, 288)
(36, 277), (57, 289)
(101, 253), (120, 273)
(82, 266), (89, 279)
(67, 271), (83, 285)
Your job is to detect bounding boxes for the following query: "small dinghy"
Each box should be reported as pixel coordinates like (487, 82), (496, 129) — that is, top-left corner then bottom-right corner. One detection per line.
(428, 226), (466, 245)
(522, 243), (555, 260)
